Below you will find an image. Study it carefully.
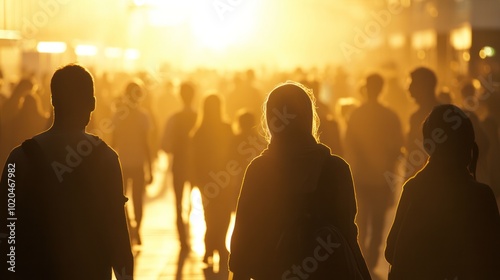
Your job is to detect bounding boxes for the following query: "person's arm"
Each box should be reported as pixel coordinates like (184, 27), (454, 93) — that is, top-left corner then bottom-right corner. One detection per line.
(385, 183), (412, 265)
(104, 152), (134, 279)
(321, 157), (371, 279)
(228, 160), (260, 278)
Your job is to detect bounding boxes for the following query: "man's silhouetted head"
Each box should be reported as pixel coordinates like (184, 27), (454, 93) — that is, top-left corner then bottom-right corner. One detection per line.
(180, 82), (195, 107)
(124, 80), (145, 106)
(409, 67), (437, 105)
(51, 64), (95, 129)
(365, 73), (384, 101)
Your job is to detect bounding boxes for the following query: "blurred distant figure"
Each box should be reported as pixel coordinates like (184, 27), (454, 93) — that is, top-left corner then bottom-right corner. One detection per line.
(404, 67), (440, 177)
(479, 88), (500, 207)
(380, 62), (413, 132)
(226, 70), (263, 121)
(229, 82), (371, 279)
(230, 110), (265, 210)
(10, 94), (50, 148)
(191, 94), (233, 268)
(112, 81), (153, 245)
(157, 80), (181, 138)
(88, 72), (114, 143)
(161, 82), (197, 250)
(386, 104), (500, 279)
(460, 82), (490, 183)
(0, 78), (34, 169)
(344, 74), (403, 276)
(303, 79), (343, 156)
(0, 64), (133, 279)
(437, 87), (452, 104)
(329, 66), (351, 111)
(0, 69), (7, 107)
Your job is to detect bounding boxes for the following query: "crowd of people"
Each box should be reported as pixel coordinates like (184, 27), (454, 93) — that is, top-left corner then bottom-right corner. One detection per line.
(0, 62), (499, 279)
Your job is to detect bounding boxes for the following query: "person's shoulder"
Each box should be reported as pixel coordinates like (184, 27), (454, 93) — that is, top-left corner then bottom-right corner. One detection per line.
(5, 144), (28, 163)
(378, 103), (399, 116)
(323, 153), (350, 171)
(347, 105), (364, 121)
(245, 153), (272, 172)
(84, 133), (119, 160)
(468, 180), (496, 200)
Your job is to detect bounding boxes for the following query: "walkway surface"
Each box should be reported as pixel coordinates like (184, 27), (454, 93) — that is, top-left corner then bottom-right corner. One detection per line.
(130, 153), (392, 280)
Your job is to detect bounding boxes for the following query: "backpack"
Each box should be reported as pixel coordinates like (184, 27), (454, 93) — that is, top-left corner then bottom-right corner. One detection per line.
(270, 196), (366, 279)
(269, 159), (367, 280)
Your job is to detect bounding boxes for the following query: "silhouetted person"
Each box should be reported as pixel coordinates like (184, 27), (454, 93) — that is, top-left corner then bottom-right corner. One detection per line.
(112, 81), (153, 246)
(404, 67), (440, 177)
(479, 88), (500, 209)
(303, 79), (343, 156)
(226, 70), (263, 121)
(386, 104), (500, 279)
(380, 63), (413, 132)
(161, 82), (197, 250)
(460, 82), (490, 184)
(345, 74), (403, 277)
(191, 94), (233, 268)
(229, 82), (371, 280)
(0, 78), (34, 171)
(0, 64), (134, 279)
(10, 94), (50, 149)
(329, 66), (351, 110)
(230, 110), (266, 210)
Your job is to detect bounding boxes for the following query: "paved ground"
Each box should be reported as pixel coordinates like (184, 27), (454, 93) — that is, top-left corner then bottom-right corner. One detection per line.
(130, 153), (392, 280)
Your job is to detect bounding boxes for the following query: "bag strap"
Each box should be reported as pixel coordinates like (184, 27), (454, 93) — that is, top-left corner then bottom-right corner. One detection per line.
(309, 155), (366, 280)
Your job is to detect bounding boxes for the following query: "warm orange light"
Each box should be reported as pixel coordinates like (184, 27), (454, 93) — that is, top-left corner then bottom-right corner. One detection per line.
(105, 47), (123, 58)
(125, 48), (140, 60)
(36, 41), (67, 54)
(412, 29), (436, 50)
(388, 33), (406, 49)
(75, 44), (98, 56)
(450, 25), (471, 50)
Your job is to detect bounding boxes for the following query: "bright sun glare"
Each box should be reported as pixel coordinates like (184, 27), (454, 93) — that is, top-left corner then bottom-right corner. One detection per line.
(136, 0), (261, 52)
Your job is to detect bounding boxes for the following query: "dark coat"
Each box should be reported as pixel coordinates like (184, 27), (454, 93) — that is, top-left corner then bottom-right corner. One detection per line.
(229, 139), (371, 279)
(386, 159), (500, 279)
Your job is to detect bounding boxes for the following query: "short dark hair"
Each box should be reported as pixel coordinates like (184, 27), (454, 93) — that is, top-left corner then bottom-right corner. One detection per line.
(51, 64), (94, 108)
(410, 67), (437, 90)
(180, 82), (195, 104)
(366, 73), (384, 96)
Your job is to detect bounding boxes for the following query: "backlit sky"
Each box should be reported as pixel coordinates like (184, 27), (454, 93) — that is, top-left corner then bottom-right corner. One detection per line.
(28, 0), (387, 70)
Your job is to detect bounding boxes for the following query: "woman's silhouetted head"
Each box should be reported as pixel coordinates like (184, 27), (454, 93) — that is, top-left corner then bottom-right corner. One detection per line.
(202, 93), (224, 125)
(263, 81), (319, 143)
(124, 79), (145, 106)
(422, 104), (476, 170)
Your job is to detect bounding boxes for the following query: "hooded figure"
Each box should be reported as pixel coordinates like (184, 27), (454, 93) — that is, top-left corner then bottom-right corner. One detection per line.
(229, 82), (371, 280)
(386, 104), (500, 279)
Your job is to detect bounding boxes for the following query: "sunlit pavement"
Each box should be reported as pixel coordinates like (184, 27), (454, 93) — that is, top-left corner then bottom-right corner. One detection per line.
(130, 153), (232, 280)
(130, 152), (392, 280)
